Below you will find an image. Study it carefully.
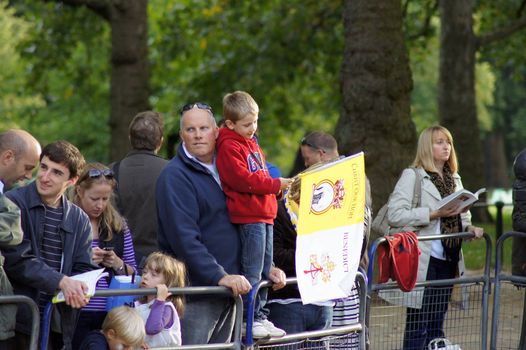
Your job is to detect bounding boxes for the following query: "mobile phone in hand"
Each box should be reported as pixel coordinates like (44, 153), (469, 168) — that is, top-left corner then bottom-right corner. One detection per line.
(103, 247), (114, 252)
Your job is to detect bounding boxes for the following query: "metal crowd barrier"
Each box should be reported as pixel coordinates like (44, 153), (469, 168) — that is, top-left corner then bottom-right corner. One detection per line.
(367, 232), (492, 350)
(244, 271), (368, 350)
(0, 295), (40, 350)
(491, 231), (526, 350)
(40, 286), (244, 350)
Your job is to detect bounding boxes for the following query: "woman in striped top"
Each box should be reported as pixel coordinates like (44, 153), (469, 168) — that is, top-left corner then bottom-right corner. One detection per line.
(71, 163), (137, 349)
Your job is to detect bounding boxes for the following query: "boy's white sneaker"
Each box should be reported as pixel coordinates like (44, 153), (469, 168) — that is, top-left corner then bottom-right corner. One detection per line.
(261, 319), (286, 337)
(252, 321), (271, 338)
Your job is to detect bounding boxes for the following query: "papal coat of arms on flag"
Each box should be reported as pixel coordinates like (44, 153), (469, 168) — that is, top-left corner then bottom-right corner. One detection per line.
(285, 152), (366, 304)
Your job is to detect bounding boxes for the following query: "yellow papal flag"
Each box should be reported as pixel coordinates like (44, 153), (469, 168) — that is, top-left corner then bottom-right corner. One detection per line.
(294, 152), (365, 303)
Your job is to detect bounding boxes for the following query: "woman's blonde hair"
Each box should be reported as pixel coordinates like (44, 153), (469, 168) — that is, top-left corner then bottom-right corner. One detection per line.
(412, 125), (458, 174)
(73, 162), (123, 240)
(141, 252), (186, 316)
(102, 306), (145, 347)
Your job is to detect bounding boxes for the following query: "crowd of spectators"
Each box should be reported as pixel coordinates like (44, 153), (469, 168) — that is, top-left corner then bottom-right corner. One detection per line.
(0, 95), (370, 350)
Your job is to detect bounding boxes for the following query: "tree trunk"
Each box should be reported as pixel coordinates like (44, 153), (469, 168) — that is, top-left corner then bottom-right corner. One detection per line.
(438, 0), (484, 191)
(438, 0), (491, 221)
(337, 0), (416, 223)
(484, 131), (509, 188)
(108, 0), (149, 161)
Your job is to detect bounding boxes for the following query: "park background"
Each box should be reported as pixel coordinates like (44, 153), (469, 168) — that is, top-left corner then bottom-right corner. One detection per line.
(1, 0), (525, 269)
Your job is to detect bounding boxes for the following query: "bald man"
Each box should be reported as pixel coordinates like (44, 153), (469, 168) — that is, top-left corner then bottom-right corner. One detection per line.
(0, 129), (40, 348)
(0, 129), (41, 191)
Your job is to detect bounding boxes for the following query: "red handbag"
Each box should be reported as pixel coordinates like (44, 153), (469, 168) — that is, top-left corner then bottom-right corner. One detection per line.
(377, 231), (420, 292)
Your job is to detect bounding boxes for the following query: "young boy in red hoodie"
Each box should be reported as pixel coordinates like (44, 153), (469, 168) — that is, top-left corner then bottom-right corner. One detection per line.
(216, 91), (292, 338)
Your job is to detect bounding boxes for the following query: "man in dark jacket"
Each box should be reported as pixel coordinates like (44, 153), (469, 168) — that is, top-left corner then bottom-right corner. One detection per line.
(0, 130), (41, 348)
(298, 131), (371, 348)
(112, 111), (167, 267)
(3, 141), (93, 350)
(157, 103), (285, 345)
(511, 148), (526, 349)
(267, 200), (334, 334)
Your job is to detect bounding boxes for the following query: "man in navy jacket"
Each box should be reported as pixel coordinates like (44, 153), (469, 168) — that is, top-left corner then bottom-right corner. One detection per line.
(157, 103), (285, 345)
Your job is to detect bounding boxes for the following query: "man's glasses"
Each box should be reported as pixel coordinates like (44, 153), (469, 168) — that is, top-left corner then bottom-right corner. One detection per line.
(180, 102), (213, 115)
(88, 168), (114, 179)
(301, 137), (326, 153)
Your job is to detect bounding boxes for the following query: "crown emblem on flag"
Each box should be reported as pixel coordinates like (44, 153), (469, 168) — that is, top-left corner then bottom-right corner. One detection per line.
(309, 179), (345, 215)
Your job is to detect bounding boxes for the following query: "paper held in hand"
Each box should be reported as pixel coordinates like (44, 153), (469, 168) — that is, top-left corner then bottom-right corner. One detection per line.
(437, 188), (486, 211)
(52, 268), (108, 303)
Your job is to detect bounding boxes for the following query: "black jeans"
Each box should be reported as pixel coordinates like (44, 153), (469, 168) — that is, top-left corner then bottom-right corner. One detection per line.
(403, 256), (457, 350)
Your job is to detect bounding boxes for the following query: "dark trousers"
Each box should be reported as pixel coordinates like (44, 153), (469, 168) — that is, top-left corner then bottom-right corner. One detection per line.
(72, 310), (107, 349)
(0, 331), (62, 350)
(0, 337), (16, 350)
(403, 256), (457, 350)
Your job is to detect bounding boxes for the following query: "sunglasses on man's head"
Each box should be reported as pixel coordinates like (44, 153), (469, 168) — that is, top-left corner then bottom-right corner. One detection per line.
(180, 102), (213, 115)
(88, 168), (114, 179)
(301, 138), (326, 153)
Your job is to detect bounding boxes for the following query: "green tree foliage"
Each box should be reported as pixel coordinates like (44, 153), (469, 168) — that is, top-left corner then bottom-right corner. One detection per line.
(410, 31), (495, 134)
(7, 1), (110, 161)
(491, 66), (526, 164)
(149, 0), (343, 171)
(7, 0), (345, 170)
(405, 0), (495, 134)
(2, 0), (525, 175)
(0, 1), (44, 128)
(477, 0), (526, 168)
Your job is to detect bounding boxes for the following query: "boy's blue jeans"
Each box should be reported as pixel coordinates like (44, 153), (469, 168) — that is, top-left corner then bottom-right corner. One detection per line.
(239, 223), (273, 322)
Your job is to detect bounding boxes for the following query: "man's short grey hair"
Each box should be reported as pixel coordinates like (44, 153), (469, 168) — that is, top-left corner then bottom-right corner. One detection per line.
(180, 109), (217, 131)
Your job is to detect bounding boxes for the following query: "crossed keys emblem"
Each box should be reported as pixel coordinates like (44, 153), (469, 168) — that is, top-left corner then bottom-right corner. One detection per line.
(303, 253), (336, 285)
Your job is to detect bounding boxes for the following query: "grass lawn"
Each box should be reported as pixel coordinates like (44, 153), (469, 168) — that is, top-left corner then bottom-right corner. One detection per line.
(463, 205), (513, 272)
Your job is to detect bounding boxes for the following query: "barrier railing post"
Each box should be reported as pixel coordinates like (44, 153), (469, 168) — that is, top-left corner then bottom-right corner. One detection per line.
(495, 201), (504, 242)
(37, 286), (242, 350)
(245, 274), (367, 349)
(0, 295), (40, 350)
(367, 231), (491, 350)
(491, 231), (526, 350)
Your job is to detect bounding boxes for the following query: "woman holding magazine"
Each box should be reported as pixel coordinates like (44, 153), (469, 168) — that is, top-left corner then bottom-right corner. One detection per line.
(386, 125), (483, 350)
(71, 163), (137, 349)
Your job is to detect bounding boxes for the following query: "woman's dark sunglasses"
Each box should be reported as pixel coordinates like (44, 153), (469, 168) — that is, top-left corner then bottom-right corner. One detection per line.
(180, 102), (213, 115)
(88, 168), (114, 179)
(300, 137), (326, 153)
